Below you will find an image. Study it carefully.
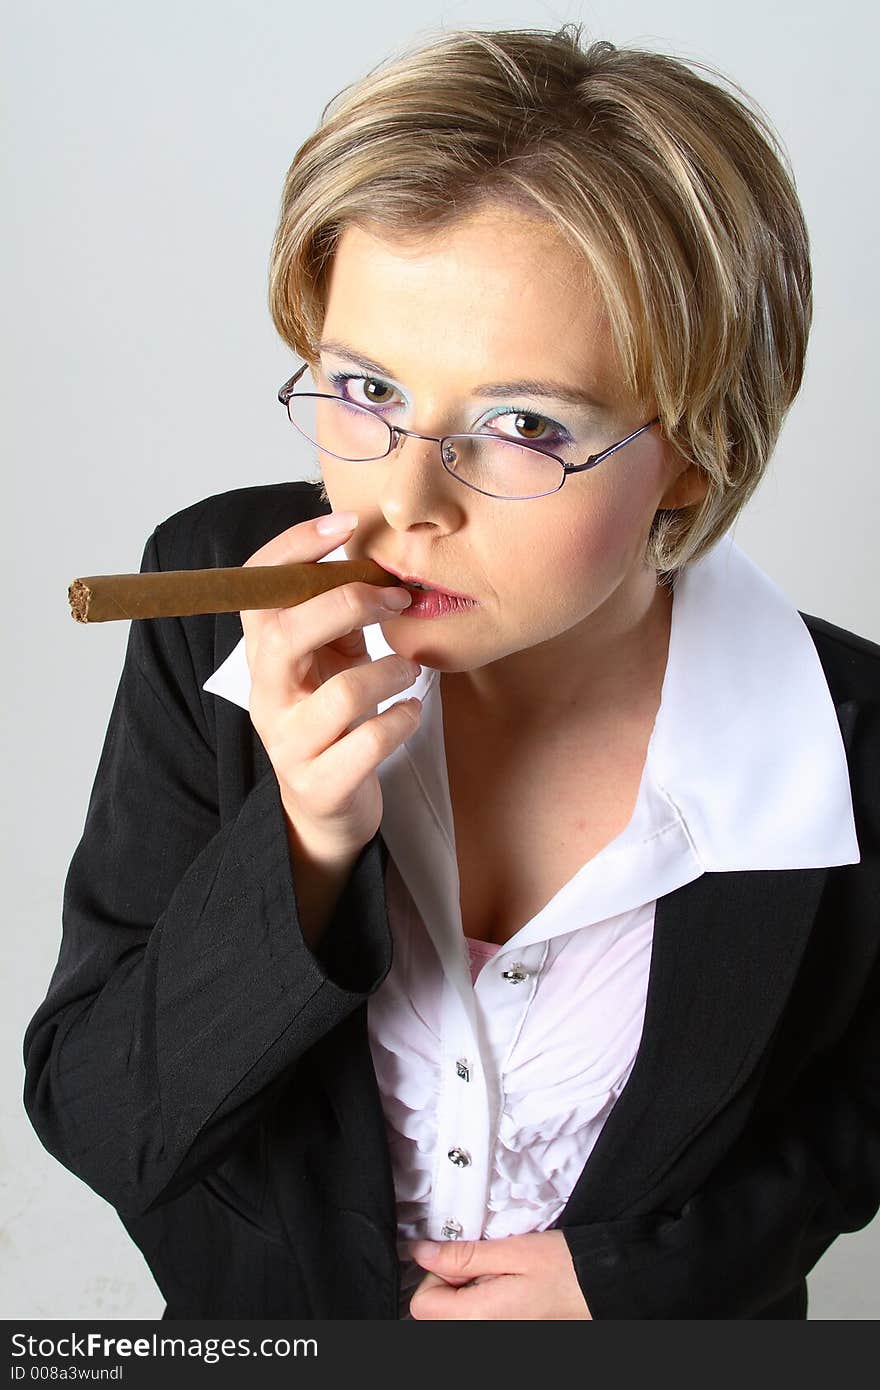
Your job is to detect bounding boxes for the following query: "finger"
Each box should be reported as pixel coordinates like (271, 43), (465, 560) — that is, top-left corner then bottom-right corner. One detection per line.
(270, 579), (411, 681)
(415, 1270), (474, 1289)
(413, 1272), (455, 1294)
(273, 654), (422, 763)
(409, 1275), (518, 1321)
(277, 698), (423, 815)
(247, 587), (414, 719)
(242, 511), (359, 569)
(409, 1237), (520, 1280)
(240, 511), (361, 668)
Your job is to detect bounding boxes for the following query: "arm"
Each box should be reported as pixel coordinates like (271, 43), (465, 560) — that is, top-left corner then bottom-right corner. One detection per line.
(561, 960), (880, 1318)
(22, 526), (392, 1221)
(286, 828), (363, 953)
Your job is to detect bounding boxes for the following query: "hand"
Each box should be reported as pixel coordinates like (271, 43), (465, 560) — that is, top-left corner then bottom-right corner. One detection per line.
(239, 513), (421, 863)
(407, 1231), (592, 1320)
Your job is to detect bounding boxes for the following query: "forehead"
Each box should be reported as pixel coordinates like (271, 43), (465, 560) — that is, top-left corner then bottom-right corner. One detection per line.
(327, 207), (600, 311)
(321, 207), (620, 396)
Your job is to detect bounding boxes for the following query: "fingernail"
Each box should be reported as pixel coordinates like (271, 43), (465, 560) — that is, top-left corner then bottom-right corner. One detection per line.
(411, 1240), (442, 1259)
(316, 510), (359, 535)
(381, 588), (413, 610)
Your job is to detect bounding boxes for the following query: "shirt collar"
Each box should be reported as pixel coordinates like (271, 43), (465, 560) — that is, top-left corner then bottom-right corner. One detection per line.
(203, 530), (860, 874)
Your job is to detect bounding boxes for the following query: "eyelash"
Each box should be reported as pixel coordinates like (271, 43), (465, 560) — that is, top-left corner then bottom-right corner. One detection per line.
(324, 369), (574, 449)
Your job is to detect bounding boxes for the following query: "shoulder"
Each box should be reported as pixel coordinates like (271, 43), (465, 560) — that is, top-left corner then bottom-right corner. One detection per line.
(798, 611), (880, 708)
(149, 481), (330, 570)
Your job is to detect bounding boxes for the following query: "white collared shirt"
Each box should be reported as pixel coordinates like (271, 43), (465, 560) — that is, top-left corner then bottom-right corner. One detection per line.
(204, 529), (860, 1316)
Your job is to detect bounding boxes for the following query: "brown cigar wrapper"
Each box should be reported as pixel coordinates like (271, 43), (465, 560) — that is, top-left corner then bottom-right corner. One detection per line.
(68, 560), (401, 623)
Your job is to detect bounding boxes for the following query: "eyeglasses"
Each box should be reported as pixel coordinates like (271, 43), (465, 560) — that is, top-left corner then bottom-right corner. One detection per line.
(278, 361), (660, 501)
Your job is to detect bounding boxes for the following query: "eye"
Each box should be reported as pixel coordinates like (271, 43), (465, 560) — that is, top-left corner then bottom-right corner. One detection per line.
(481, 405), (572, 450)
(326, 370), (402, 410)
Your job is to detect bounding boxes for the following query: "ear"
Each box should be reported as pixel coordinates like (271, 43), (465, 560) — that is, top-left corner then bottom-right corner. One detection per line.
(658, 455), (709, 510)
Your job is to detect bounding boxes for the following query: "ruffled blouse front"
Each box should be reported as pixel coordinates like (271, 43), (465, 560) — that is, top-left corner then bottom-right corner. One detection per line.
(367, 854), (655, 1315)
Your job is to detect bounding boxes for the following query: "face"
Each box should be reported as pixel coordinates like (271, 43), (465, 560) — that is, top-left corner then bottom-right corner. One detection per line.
(313, 203), (705, 691)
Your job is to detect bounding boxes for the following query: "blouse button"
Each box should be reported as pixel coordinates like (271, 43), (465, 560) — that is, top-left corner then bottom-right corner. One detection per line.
(501, 963), (529, 983)
(447, 1147), (471, 1167)
(441, 1220), (463, 1240)
(455, 1058), (471, 1082)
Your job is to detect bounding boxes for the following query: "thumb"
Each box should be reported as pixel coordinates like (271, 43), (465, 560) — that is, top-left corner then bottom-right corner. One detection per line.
(408, 1238), (504, 1282)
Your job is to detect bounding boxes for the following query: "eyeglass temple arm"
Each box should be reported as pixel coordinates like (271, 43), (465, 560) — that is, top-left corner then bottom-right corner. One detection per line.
(565, 417), (661, 474)
(278, 361), (312, 406)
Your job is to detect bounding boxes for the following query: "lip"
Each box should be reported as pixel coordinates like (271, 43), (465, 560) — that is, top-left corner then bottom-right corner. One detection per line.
(372, 558), (475, 601)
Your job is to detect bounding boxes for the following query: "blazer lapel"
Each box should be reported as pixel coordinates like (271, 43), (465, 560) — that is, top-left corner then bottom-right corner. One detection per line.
(555, 671), (860, 1228)
(553, 862), (829, 1226)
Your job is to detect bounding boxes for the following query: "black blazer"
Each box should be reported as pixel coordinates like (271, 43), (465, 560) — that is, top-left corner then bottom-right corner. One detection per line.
(22, 481), (880, 1319)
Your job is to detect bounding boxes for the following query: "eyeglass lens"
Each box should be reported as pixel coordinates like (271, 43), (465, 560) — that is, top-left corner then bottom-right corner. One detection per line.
(286, 393), (573, 499)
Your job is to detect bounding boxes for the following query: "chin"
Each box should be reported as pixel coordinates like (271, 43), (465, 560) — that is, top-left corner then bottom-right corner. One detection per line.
(375, 625), (476, 673)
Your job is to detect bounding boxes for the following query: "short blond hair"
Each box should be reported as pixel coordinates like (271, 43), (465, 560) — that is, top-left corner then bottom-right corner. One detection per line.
(268, 24), (812, 580)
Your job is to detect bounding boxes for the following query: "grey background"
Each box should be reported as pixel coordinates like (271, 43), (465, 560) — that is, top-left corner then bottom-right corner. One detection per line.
(3, 0), (877, 1319)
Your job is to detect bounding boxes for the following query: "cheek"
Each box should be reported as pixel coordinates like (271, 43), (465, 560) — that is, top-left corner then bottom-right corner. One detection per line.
(318, 463), (367, 510)
(494, 521), (603, 628)
(530, 497), (627, 588)
(562, 476), (660, 574)
(509, 489), (650, 623)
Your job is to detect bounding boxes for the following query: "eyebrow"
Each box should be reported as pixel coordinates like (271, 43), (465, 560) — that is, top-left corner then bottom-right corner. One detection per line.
(316, 337), (607, 412)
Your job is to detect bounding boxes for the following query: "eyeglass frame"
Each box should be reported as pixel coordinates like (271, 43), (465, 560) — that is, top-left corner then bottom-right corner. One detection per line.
(278, 361), (661, 500)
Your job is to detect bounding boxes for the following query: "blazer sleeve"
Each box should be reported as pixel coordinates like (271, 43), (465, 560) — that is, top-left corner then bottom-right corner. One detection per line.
(562, 952), (880, 1318)
(22, 526), (393, 1222)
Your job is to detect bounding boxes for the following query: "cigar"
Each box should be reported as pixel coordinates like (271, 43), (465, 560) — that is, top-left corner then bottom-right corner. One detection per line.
(68, 560), (401, 623)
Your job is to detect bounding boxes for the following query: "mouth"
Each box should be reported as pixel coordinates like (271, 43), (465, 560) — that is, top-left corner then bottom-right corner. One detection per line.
(372, 559), (475, 601)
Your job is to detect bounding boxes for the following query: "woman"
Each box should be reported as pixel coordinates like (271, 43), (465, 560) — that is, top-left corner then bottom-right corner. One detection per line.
(23, 25), (880, 1320)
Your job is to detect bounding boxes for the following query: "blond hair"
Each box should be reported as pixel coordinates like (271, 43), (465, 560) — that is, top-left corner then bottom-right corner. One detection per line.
(268, 24), (812, 580)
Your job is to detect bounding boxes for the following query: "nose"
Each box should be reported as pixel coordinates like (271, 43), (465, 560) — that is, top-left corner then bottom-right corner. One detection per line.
(389, 424), (445, 454)
(377, 423), (464, 530)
